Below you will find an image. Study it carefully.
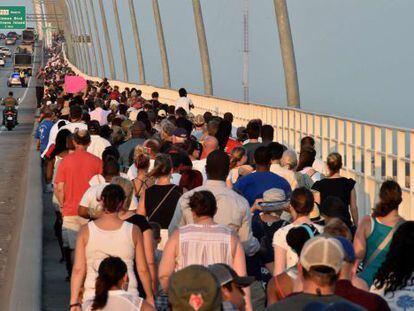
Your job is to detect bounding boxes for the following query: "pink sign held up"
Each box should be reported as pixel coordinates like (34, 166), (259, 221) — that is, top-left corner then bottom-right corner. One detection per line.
(64, 76), (87, 94)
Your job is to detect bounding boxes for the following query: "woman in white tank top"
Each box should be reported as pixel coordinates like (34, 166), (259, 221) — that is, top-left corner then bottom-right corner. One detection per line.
(69, 184), (154, 309)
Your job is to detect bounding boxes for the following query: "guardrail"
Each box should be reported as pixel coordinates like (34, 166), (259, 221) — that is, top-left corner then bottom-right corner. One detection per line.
(65, 56), (414, 221)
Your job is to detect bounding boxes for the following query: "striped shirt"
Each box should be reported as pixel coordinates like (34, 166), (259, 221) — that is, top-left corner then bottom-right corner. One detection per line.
(176, 224), (233, 270)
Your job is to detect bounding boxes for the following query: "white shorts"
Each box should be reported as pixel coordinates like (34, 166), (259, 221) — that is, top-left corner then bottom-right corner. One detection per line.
(62, 216), (88, 249)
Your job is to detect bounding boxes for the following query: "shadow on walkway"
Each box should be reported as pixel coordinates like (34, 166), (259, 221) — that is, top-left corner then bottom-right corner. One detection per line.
(42, 191), (69, 310)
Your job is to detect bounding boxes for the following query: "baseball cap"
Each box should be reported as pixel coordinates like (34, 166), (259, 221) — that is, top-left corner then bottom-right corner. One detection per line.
(334, 236), (356, 263)
(169, 265), (222, 311)
(158, 109), (167, 118)
(173, 127), (188, 139)
(194, 114), (205, 126)
(208, 264), (254, 288)
(300, 236), (344, 273)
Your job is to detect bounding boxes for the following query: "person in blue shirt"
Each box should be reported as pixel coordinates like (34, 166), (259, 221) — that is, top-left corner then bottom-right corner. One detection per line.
(233, 146), (292, 292)
(35, 107), (55, 155)
(234, 146), (291, 209)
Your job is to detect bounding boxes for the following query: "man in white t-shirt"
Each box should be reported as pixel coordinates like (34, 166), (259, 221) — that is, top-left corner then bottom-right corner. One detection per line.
(60, 105), (88, 133)
(41, 119), (69, 158)
(174, 88), (194, 114)
(87, 121), (111, 159)
(192, 136), (219, 181)
(89, 98), (111, 126)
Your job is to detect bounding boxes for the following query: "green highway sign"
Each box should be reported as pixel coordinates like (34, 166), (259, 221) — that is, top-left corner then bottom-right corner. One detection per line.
(0, 6), (26, 30)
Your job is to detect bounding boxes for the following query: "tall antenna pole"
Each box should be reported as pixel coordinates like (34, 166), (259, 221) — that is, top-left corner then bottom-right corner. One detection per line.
(243, 0), (249, 103)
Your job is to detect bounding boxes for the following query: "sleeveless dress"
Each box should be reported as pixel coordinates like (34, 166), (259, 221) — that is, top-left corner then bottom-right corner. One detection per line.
(83, 221), (138, 300)
(176, 224), (233, 270)
(358, 217), (393, 287)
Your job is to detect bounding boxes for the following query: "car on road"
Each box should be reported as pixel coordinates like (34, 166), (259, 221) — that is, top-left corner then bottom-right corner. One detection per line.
(7, 72), (28, 87)
(0, 47), (11, 57)
(0, 57), (5, 66)
(5, 38), (17, 45)
(6, 32), (18, 39)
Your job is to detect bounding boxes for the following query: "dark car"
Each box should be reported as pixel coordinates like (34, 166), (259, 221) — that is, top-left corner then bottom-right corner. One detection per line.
(6, 31), (18, 39)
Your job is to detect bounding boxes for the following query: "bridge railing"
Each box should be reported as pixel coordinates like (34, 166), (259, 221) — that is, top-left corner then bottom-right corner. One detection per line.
(65, 56), (414, 221)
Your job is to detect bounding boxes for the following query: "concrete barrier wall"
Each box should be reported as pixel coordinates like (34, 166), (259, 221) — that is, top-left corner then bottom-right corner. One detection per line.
(8, 134), (42, 311)
(65, 57), (414, 220)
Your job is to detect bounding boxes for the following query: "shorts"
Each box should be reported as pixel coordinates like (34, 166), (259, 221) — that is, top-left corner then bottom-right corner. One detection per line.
(62, 216), (88, 249)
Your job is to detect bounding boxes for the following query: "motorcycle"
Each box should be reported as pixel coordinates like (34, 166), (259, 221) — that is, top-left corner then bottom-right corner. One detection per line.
(1, 97), (20, 131)
(4, 108), (16, 130)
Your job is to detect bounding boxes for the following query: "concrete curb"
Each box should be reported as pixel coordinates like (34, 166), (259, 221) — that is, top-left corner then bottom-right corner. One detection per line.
(8, 133), (42, 311)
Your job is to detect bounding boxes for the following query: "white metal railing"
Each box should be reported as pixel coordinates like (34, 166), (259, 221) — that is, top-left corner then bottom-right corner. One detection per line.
(64, 56), (413, 221)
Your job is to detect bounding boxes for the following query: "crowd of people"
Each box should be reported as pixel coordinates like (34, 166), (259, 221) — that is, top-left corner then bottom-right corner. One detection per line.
(34, 37), (414, 310)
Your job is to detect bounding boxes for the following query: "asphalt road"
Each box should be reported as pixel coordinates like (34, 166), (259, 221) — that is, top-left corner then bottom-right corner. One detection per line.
(0, 38), (40, 306)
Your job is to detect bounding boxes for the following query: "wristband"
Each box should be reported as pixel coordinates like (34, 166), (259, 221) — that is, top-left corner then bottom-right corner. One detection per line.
(69, 302), (81, 309)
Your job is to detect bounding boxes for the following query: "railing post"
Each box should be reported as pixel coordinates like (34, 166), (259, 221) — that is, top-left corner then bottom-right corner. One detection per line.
(314, 116), (322, 159)
(73, 0), (92, 75)
(192, 0), (213, 95)
(364, 125), (374, 214)
(345, 121), (354, 173)
(374, 127), (383, 180)
(112, 0), (129, 81)
(397, 131), (406, 187)
(329, 118), (336, 153)
(98, 0), (116, 79)
(82, 0), (99, 76)
(273, 0), (300, 108)
(89, 0), (106, 78)
(152, 0), (171, 88)
(385, 129), (393, 179)
(128, 0), (146, 84)
(321, 117), (329, 161)
(338, 120), (345, 157)
(355, 123), (362, 173)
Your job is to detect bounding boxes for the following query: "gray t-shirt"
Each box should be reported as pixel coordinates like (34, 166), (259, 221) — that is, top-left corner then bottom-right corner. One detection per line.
(266, 293), (365, 310)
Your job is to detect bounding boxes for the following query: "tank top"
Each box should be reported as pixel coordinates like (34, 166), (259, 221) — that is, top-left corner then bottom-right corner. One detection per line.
(83, 221), (138, 300)
(145, 184), (182, 228)
(176, 224), (233, 270)
(359, 217), (393, 287)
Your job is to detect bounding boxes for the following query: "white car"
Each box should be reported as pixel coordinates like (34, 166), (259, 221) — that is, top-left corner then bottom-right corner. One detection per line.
(7, 73), (28, 87)
(0, 57), (5, 66)
(0, 47), (11, 57)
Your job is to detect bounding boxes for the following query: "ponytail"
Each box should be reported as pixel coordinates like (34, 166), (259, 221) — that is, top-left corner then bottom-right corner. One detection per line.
(149, 154), (172, 178)
(91, 256), (128, 310)
(91, 275), (110, 310)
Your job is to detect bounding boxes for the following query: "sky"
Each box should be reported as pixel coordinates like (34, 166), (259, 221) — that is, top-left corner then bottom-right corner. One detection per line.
(3, 0), (414, 129)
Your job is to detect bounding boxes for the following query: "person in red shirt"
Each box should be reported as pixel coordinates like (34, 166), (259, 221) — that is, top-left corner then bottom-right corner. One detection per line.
(109, 85), (120, 101)
(54, 129), (102, 279)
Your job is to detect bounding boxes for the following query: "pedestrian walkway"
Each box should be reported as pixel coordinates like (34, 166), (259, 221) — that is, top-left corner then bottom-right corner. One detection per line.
(42, 191), (69, 311)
